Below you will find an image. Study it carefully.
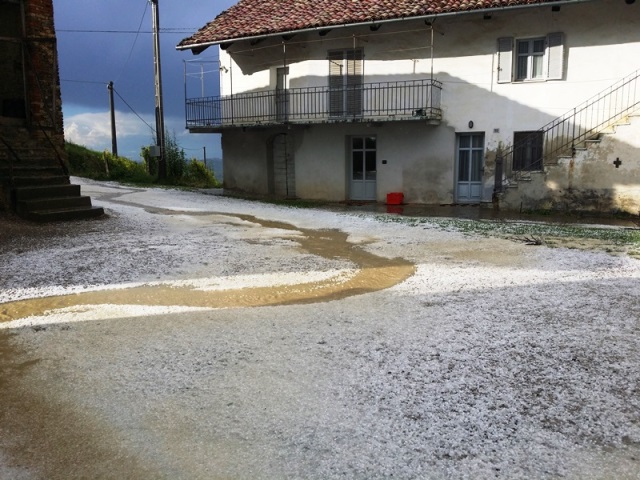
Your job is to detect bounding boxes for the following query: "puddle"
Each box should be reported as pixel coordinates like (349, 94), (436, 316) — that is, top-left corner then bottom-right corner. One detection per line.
(0, 213), (415, 323)
(0, 329), (164, 479)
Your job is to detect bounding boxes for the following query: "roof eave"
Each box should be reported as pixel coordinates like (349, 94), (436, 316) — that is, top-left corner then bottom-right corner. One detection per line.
(176, 0), (595, 52)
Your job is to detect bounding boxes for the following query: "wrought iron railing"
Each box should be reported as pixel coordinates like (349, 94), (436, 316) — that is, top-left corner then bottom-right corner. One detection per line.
(186, 78), (442, 129)
(498, 68), (640, 186)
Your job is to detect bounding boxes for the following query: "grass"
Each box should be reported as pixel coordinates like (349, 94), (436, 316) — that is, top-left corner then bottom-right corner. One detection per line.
(227, 192), (640, 254)
(65, 142), (219, 189)
(371, 214), (640, 255)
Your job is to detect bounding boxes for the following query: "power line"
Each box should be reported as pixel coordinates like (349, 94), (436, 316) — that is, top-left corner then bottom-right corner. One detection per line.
(115, 1), (149, 84)
(61, 79), (108, 85)
(112, 87), (156, 135)
(57, 28), (197, 34)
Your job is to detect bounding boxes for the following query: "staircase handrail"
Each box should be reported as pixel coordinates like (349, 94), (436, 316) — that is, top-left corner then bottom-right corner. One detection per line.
(499, 68), (640, 184)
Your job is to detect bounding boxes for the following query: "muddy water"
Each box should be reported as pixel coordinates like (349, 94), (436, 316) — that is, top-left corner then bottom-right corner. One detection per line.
(0, 212), (413, 477)
(0, 213), (415, 323)
(0, 331), (165, 479)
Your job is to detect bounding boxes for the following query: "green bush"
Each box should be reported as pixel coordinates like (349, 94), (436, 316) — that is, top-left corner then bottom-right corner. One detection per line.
(102, 151), (153, 183)
(165, 134), (186, 180)
(66, 142), (153, 184)
(66, 142), (109, 179)
(183, 158), (218, 188)
(67, 138), (219, 188)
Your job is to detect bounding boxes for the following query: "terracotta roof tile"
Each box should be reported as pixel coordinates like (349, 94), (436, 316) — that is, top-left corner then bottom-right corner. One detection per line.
(178, 0), (563, 48)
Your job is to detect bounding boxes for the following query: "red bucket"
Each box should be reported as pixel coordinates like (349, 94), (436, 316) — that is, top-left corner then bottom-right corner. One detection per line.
(386, 192), (404, 205)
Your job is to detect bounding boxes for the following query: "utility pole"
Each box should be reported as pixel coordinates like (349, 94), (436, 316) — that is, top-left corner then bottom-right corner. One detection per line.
(107, 81), (118, 157)
(203, 146), (207, 169)
(151, 0), (166, 179)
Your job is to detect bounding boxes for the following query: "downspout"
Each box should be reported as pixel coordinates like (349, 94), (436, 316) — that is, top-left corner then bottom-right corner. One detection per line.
(283, 40), (288, 123)
(183, 60), (187, 128)
(230, 59), (234, 125)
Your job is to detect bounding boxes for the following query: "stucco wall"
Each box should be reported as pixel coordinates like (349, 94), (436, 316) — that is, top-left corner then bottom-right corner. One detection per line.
(221, 129), (272, 194)
(502, 114), (640, 214)
(294, 122), (457, 203)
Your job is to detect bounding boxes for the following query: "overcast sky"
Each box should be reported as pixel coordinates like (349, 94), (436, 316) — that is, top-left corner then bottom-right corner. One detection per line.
(53, 0), (236, 161)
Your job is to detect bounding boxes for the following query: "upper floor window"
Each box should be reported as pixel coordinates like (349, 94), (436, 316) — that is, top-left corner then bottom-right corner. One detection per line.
(516, 38), (545, 80)
(497, 33), (565, 83)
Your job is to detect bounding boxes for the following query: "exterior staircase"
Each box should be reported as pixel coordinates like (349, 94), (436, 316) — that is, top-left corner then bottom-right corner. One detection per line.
(0, 156), (104, 222)
(497, 68), (640, 192)
(494, 68), (640, 213)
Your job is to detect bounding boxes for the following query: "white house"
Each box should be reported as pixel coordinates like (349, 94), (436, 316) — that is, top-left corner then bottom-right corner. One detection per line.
(177, 0), (640, 214)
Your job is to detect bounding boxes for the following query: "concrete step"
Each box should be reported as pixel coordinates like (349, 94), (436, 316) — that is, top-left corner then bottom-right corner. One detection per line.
(0, 165), (64, 177)
(17, 195), (93, 214)
(11, 175), (70, 187)
(23, 205), (105, 223)
(13, 184), (80, 201)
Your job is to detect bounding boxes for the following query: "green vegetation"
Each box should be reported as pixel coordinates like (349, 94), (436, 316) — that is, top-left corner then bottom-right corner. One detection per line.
(66, 132), (219, 189)
(371, 214), (640, 256)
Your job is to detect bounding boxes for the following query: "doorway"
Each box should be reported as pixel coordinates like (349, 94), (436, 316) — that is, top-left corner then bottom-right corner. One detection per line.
(456, 133), (484, 203)
(350, 136), (376, 201)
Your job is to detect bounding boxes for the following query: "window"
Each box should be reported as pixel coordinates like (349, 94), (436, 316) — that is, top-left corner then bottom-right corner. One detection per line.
(0, 0), (26, 119)
(516, 38), (545, 80)
(497, 33), (564, 83)
(513, 131), (543, 171)
(328, 48), (364, 117)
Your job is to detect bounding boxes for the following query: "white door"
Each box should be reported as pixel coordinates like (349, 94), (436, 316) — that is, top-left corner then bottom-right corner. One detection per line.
(273, 134), (295, 197)
(456, 133), (484, 203)
(350, 136), (376, 201)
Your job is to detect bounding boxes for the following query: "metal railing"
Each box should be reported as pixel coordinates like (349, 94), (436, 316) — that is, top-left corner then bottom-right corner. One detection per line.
(499, 68), (640, 185)
(186, 78), (442, 129)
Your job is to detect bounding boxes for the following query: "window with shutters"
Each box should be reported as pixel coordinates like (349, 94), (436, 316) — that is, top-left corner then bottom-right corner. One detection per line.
(328, 48), (363, 118)
(497, 33), (565, 83)
(0, 0), (26, 119)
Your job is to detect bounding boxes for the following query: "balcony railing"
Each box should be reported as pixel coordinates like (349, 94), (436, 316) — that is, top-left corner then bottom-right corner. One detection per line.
(186, 78), (442, 130)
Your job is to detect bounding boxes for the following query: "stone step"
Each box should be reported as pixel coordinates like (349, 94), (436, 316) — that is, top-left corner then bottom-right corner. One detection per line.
(17, 195), (93, 214)
(23, 205), (105, 223)
(13, 184), (81, 201)
(11, 175), (70, 187)
(0, 165), (64, 177)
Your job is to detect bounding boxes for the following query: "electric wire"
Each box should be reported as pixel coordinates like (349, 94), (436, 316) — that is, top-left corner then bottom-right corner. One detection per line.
(112, 87), (156, 134)
(61, 79), (108, 85)
(57, 28), (198, 34)
(114, 1), (149, 84)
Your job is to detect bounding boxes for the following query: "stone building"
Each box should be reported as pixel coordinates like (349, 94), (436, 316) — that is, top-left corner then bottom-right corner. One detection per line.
(0, 0), (102, 221)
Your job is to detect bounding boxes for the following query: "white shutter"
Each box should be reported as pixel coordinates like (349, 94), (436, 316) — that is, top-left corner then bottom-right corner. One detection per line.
(547, 32), (564, 80)
(496, 37), (513, 84)
(328, 50), (344, 116)
(346, 48), (363, 116)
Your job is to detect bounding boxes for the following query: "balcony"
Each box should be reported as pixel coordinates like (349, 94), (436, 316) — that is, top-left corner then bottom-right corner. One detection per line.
(185, 78), (443, 132)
